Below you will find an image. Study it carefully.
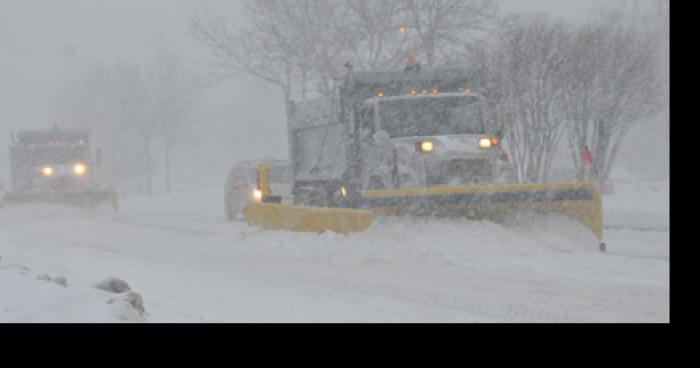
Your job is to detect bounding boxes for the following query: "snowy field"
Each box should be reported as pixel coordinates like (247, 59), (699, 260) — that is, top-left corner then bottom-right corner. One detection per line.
(0, 181), (669, 323)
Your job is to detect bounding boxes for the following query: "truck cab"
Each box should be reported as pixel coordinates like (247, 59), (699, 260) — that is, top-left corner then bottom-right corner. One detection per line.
(354, 91), (512, 190)
(287, 64), (513, 207)
(9, 128), (98, 192)
(3, 127), (117, 209)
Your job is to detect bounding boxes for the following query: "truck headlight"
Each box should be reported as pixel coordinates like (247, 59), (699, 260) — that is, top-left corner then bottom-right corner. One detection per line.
(41, 166), (54, 177)
(478, 138), (492, 149)
(73, 163), (88, 176)
(252, 189), (263, 202)
(417, 141), (434, 153)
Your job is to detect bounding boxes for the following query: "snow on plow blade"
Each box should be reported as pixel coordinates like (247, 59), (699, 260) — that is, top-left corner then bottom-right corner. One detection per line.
(2, 189), (119, 210)
(243, 203), (376, 235)
(362, 182), (603, 241)
(243, 182), (603, 241)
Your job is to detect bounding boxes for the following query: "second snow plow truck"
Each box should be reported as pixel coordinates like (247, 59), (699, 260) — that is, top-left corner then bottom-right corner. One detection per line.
(2, 127), (118, 210)
(242, 64), (605, 250)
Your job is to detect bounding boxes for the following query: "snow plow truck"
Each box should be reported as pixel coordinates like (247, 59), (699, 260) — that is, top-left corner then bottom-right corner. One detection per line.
(242, 64), (605, 250)
(1, 127), (118, 210)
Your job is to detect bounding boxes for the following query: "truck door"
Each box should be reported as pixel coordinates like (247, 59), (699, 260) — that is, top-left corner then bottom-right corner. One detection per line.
(356, 105), (394, 190)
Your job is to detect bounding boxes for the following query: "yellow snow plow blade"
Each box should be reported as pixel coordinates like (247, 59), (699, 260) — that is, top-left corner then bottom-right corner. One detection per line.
(243, 202), (376, 235)
(244, 182), (602, 241)
(363, 182), (603, 241)
(244, 162), (602, 239)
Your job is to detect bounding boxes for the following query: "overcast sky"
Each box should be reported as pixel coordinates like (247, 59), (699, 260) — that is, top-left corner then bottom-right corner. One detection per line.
(0, 0), (666, 189)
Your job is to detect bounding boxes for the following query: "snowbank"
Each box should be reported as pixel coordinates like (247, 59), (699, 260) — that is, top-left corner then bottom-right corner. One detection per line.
(0, 258), (146, 323)
(0, 183), (669, 323)
(604, 179), (669, 231)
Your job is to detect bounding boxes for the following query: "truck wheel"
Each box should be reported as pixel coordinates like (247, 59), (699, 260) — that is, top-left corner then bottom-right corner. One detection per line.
(295, 185), (328, 207)
(225, 190), (247, 221)
(225, 200), (236, 221)
(368, 176), (386, 190)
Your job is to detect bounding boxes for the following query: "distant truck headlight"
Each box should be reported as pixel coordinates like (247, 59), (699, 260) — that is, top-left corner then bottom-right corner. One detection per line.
(73, 163), (88, 176)
(417, 141), (435, 153)
(478, 138), (493, 149)
(41, 166), (54, 177)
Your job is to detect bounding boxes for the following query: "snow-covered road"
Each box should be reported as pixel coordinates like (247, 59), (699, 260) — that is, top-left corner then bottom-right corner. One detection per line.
(0, 185), (669, 323)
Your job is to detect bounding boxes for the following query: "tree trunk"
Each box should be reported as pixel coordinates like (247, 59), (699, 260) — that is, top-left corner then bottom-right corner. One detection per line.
(165, 141), (171, 195)
(145, 138), (153, 197)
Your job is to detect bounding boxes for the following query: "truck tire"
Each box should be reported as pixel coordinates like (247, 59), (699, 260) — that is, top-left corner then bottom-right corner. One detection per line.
(294, 184), (329, 207)
(225, 198), (236, 221)
(225, 185), (250, 221)
(368, 176), (386, 190)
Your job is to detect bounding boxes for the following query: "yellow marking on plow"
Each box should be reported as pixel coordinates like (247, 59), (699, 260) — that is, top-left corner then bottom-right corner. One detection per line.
(364, 182), (603, 241)
(361, 182), (598, 197)
(243, 203), (376, 235)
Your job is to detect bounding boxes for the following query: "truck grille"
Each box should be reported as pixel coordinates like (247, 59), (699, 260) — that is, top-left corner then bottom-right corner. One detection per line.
(426, 158), (493, 186)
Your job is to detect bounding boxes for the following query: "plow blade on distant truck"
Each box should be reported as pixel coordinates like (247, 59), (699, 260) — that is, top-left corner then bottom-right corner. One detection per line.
(243, 178), (603, 245)
(2, 189), (119, 210)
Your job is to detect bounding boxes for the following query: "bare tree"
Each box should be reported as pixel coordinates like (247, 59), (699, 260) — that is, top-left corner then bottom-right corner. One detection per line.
(148, 45), (199, 194)
(472, 15), (572, 183)
(190, 0), (352, 101)
(190, 0), (500, 101)
(564, 9), (664, 186)
(190, 2), (296, 101)
(64, 61), (156, 195)
(340, 0), (412, 70)
(61, 51), (199, 196)
(402, 0), (499, 66)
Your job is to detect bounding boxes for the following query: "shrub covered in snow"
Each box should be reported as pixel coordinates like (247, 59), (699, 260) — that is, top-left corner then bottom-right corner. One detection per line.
(96, 278), (131, 294)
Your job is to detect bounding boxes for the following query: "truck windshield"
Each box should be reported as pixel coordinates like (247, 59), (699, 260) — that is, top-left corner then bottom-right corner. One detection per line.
(377, 96), (484, 138)
(28, 145), (88, 165)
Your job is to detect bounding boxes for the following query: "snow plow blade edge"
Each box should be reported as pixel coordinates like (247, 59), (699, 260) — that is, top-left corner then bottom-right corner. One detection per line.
(243, 203), (376, 234)
(365, 183), (603, 241)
